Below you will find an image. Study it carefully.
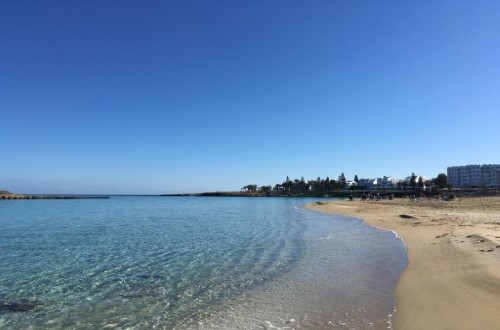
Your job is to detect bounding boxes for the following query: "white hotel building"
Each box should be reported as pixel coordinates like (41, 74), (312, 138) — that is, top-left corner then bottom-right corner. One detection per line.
(447, 164), (500, 188)
(353, 176), (426, 190)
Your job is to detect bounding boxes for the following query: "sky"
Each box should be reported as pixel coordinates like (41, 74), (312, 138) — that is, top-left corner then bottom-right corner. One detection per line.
(1, 0), (499, 194)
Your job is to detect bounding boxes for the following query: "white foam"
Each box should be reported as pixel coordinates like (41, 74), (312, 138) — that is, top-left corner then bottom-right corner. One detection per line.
(390, 230), (407, 247)
(317, 234), (336, 240)
(263, 320), (292, 329)
(352, 216), (407, 248)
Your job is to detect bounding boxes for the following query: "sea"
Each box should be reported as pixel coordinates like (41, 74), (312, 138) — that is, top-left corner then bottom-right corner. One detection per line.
(0, 196), (407, 329)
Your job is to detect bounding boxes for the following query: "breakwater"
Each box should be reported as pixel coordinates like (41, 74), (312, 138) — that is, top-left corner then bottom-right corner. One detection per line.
(0, 193), (109, 200)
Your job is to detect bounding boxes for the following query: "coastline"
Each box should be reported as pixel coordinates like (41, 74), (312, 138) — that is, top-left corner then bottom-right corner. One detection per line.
(0, 192), (109, 199)
(306, 197), (500, 329)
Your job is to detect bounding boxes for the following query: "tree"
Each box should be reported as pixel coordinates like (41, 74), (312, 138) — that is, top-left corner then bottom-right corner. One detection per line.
(418, 176), (424, 189)
(259, 185), (272, 193)
(246, 184), (257, 193)
(283, 176), (291, 194)
(338, 173), (346, 189)
(354, 174), (359, 183)
(432, 173), (448, 189)
(312, 177), (321, 192)
(297, 177), (309, 193)
(402, 181), (408, 190)
(410, 173), (417, 189)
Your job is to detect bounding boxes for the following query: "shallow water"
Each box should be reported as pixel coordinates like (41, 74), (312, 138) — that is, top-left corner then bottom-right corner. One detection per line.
(0, 196), (406, 329)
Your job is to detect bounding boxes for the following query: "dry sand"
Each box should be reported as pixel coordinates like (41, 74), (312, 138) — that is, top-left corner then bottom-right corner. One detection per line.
(307, 196), (500, 330)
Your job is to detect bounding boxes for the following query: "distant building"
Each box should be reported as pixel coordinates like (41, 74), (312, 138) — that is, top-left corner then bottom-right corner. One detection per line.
(447, 164), (500, 188)
(356, 176), (403, 190)
(356, 178), (375, 190)
(346, 180), (357, 188)
(403, 175), (427, 188)
(379, 176), (402, 189)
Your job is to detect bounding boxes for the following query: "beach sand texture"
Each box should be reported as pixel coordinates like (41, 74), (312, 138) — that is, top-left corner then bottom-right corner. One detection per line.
(307, 196), (500, 330)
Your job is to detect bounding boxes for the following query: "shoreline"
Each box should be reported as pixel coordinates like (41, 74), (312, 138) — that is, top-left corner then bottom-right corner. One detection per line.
(306, 196), (500, 329)
(160, 189), (495, 198)
(181, 202), (406, 329)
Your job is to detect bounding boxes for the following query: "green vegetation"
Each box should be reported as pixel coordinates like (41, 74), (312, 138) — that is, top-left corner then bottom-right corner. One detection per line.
(240, 174), (399, 197)
(235, 172), (451, 198)
(410, 173), (417, 189)
(432, 173), (449, 189)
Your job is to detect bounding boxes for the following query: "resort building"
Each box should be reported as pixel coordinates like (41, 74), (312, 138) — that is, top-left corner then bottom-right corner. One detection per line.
(379, 176), (402, 189)
(402, 175), (427, 188)
(346, 180), (358, 188)
(356, 176), (404, 190)
(447, 164), (500, 188)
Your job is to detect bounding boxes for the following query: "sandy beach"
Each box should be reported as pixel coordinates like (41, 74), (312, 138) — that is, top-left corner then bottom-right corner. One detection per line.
(307, 196), (500, 330)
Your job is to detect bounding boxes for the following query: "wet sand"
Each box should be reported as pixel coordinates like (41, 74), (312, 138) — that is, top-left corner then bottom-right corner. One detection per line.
(307, 196), (500, 330)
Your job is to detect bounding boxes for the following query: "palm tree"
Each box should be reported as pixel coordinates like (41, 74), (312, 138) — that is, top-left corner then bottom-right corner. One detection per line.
(259, 186), (272, 193)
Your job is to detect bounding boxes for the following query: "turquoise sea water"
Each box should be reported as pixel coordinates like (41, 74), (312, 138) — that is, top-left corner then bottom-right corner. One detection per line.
(0, 196), (406, 329)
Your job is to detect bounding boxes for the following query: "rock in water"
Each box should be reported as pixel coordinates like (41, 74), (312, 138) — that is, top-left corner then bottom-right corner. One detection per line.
(0, 299), (41, 313)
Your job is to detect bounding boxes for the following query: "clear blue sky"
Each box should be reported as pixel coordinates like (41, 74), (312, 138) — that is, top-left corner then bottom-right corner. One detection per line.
(1, 1), (499, 194)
